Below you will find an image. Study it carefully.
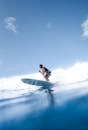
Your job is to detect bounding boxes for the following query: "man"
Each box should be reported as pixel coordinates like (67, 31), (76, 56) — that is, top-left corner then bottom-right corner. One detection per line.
(39, 64), (51, 81)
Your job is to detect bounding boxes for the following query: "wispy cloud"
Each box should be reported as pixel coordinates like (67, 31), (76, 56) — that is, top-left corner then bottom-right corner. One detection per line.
(81, 18), (88, 38)
(46, 22), (52, 29)
(4, 16), (17, 33)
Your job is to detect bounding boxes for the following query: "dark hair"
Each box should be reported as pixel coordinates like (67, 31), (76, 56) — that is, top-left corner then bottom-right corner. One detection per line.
(39, 64), (43, 68)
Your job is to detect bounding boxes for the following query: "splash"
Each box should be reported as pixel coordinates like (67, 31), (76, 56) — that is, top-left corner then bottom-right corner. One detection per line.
(0, 62), (88, 100)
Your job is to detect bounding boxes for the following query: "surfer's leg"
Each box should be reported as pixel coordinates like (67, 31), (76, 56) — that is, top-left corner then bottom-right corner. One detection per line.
(44, 73), (49, 81)
(44, 77), (49, 81)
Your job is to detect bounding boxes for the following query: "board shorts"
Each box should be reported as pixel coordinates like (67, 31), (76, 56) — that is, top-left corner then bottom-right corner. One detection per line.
(44, 71), (51, 78)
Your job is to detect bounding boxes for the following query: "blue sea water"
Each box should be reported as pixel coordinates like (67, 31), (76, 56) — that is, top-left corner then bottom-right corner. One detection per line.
(0, 80), (88, 130)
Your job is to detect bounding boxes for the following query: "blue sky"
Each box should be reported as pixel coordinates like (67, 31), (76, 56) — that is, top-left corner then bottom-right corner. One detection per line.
(0, 0), (88, 77)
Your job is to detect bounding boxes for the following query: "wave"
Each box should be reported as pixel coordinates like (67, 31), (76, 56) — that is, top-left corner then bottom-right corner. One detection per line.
(0, 62), (88, 100)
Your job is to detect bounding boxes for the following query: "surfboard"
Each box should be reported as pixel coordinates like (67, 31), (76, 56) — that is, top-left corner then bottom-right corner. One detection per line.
(21, 78), (54, 87)
(21, 78), (55, 92)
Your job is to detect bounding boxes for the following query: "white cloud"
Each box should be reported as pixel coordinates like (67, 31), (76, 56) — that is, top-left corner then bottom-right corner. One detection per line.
(81, 18), (88, 38)
(4, 16), (17, 33)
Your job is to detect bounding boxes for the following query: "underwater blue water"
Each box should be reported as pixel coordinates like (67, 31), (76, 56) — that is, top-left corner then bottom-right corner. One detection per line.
(0, 83), (88, 130)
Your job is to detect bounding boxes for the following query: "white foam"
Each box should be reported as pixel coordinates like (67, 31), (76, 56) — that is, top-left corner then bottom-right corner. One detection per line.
(0, 62), (88, 100)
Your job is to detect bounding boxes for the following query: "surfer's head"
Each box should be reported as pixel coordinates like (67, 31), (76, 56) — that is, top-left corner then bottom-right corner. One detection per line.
(39, 64), (43, 68)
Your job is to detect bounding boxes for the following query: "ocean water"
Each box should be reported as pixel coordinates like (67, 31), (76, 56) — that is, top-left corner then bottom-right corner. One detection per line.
(0, 77), (88, 130)
(1, 62), (88, 130)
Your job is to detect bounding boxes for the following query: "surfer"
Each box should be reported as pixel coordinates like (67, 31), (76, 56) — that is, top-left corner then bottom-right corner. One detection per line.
(39, 64), (51, 81)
